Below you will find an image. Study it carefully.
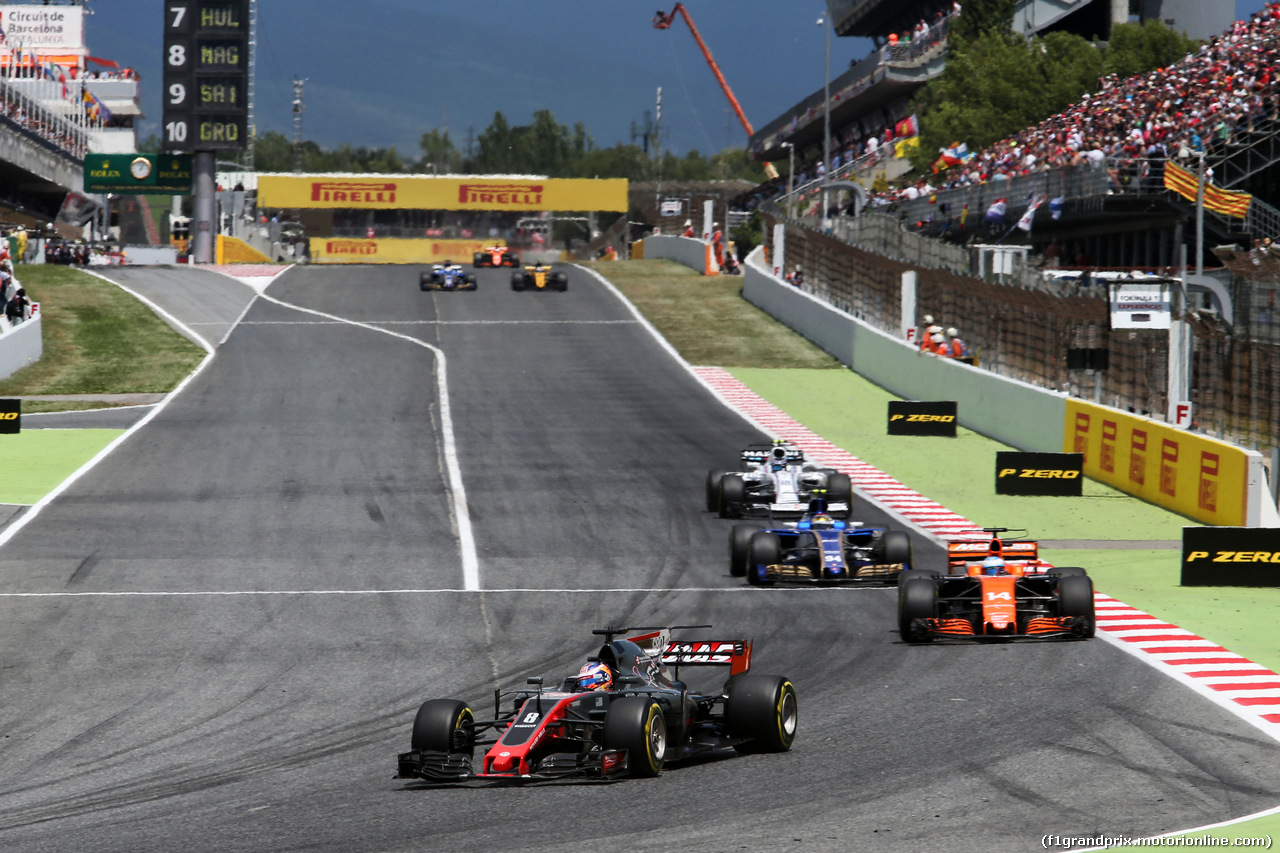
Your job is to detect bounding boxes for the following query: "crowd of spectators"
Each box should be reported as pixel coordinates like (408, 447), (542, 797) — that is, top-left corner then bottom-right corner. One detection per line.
(873, 2), (1280, 207)
(0, 86), (88, 158)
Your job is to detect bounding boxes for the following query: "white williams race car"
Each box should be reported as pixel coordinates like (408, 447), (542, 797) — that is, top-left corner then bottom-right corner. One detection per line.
(706, 440), (852, 519)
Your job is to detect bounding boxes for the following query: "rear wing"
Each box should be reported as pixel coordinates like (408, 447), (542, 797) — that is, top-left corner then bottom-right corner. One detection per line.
(661, 640), (753, 676)
(947, 540), (1039, 562)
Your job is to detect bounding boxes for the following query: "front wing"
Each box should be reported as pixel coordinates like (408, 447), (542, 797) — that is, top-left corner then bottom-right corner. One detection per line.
(904, 615), (1092, 641)
(763, 561), (905, 584)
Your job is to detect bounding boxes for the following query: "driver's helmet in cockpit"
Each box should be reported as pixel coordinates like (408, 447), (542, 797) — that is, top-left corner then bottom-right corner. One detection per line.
(576, 661), (613, 691)
(770, 445), (789, 472)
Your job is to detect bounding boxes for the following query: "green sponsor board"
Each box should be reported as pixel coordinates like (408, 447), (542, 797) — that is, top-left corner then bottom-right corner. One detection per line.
(83, 154), (194, 193)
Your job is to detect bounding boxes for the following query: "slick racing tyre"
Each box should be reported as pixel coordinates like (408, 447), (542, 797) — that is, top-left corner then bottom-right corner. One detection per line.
(718, 474), (746, 518)
(411, 699), (475, 756)
(726, 673), (798, 753)
(511, 273), (525, 291)
(729, 523), (760, 577)
(553, 272), (568, 291)
(746, 531), (780, 586)
(473, 253), (484, 268)
(826, 472), (853, 518)
(879, 530), (913, 567)
(1057, 574), (1096, 637)
(419, 272), (432, 291)
(898, 574), (937, 642)
(705, 470), (727, 513)
(603, 697), (666, 777)
(1051, 566), (1087, 577)
(464, 275), (478, 290)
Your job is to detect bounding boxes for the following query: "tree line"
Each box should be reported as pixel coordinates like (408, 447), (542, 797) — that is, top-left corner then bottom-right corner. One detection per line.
(144, 108), (767, 183)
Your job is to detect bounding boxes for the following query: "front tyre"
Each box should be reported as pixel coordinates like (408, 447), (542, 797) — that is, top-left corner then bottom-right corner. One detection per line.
(746, 531), (781, 586)
(726, 674), (798, 753)
(1057, 574), (1096, 637)
(410, 699), (475, 755)
(898, 575), (937, 642)
(718, 474), (746, 518)
(602, 697), (666, 777)
(879, 530), (913, 567)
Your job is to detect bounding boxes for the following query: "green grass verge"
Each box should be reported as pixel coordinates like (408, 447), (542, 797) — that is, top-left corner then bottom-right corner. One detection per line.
(0, 429), (124, 504)
(583, 259), (841, 369)
(0, 265), (205, 401)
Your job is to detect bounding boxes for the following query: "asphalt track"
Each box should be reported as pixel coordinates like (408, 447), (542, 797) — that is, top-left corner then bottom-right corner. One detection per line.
(1, 264), (1278, 852)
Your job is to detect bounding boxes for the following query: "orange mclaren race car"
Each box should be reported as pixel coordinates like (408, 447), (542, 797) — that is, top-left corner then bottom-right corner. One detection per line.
(897, 528), (1095, 642)
(473, 245), (521, 268)
(511, 262), (568, 292)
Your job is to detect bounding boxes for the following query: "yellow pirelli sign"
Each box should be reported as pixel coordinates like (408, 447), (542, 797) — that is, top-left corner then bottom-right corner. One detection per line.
(258, 174), (628, 211)
(307, 237), (495, 264)
(1064, 399), (1249, 525)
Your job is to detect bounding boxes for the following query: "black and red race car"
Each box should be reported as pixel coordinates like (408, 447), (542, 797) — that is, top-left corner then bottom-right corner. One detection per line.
(897, 528), (1095, 642)
(473, 245), (521, 268)
(396, 625), (797, 783)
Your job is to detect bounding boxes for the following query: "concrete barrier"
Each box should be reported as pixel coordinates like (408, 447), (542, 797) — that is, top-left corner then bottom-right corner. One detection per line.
(0, 315), (43, 382)
(640, 235), (715, 275)
(742, 246), (1067, 452)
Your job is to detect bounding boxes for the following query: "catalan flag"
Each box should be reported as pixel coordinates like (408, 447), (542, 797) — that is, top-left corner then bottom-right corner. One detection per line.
(1164, 160), (1252, 219)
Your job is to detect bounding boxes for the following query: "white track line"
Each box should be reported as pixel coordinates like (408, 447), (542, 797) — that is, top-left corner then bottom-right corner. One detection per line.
(0, 586), (875, 598)
(254, 291), (481, 592)
(0, 271), (222, 549)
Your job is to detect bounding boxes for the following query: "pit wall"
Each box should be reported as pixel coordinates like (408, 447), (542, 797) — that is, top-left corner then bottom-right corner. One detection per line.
(724, 243), (1268, 526)
(0, 315), (43, 382)
(636, 234), (716, 275)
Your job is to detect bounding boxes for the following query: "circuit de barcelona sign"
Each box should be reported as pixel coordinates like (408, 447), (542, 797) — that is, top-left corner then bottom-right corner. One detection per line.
(257, 175), (627, 212)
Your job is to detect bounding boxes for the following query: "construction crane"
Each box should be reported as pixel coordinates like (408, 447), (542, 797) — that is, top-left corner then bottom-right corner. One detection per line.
(653, 4), (779, 179)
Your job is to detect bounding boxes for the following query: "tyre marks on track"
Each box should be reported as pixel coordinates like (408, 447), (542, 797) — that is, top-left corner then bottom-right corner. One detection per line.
(694, 365), (1280, 742)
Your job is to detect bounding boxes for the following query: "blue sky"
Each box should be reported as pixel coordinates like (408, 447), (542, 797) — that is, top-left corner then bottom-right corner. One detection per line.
(83, 0), (1273, 161)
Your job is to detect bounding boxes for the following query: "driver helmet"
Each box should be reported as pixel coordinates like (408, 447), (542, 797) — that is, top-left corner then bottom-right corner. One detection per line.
(770, 446), (789, 472)
(981, 555), (1006, 575)
(811, 513), (835, 529)
(576, 661), (613, 691)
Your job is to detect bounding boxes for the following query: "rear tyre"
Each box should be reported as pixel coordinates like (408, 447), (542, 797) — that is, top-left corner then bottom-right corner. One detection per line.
(898, 575), (937, 642)
(1051, 566), (1087, 577)
(554, 273), (568, 291)
(473, 253), (484, 268)
(729, 523), (760, 577)
(726, 674), (798, 753)
(879, 530), (913, 567)
(826, 472), (853, 519)
(705, 470), (727, 512)
(718, 474), (746, 518)
(1057, 574), (1096, 637)
(746, 531), (780, 586)
(410, 699), (475, 755)
(602, 697), (666, 777)
(511, 273), (525, 291)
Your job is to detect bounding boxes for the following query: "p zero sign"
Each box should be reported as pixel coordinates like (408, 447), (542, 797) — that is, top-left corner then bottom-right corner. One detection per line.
(887, 401), (957, 437)
(162, 1), (250, 151)
(1182, 527), (1280, 587)
(0, 398), (19, 434)
(995, 452), (1083, 496)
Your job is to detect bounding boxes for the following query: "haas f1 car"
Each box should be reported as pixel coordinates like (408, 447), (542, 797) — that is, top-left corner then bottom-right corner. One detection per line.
(512, 262), (568, 292)
(474, 245), (521, 268)
(420, 262), (477, 291)
(396, 625), (797, 783)
(898, 528), (1095, 642)
(707, 441), (852, 520)
(730, 501), (913, 586)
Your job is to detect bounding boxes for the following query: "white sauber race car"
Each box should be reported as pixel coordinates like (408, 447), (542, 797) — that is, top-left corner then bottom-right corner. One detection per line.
(706, 440), (852, 519)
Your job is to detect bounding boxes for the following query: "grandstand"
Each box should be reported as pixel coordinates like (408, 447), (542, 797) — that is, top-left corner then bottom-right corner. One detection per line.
(0, 0), (141, 234)
(741, 2), (1280, 457)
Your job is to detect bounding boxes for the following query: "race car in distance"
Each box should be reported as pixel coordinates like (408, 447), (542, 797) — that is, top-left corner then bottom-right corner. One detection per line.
(396, 625), (797, 783)
(474, 245), (520, 268)
(512, 262), (568, 292)
(897, 528), (1095, 642)
(707, 440), (852, 519)
(730, 501), (913, 586)
(420, 262), (477, 291)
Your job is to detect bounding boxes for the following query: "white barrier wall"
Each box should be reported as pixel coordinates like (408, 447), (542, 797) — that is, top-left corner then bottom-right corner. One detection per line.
(741, 247), (1067, 453)
(641, 234), (711, 274)
(0, 315), (43, 381)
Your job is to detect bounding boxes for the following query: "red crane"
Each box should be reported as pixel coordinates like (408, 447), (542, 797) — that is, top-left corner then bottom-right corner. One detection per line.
(653, 4), (778, 179)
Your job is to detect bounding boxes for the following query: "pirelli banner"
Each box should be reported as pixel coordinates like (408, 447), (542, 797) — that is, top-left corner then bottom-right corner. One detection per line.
(996, 451), (1083, 496)
(257, 175), (628, 212)
(1182, 527), (1280, 587)
(887, 401), (957, 436)
(308, 238), (492, 264)
(0, 398), (19, 434)
(1065, 399), (1251, 526)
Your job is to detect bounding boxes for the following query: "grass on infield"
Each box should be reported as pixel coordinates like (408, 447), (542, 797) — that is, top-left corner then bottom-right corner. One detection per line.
(0, 265), (205, 408)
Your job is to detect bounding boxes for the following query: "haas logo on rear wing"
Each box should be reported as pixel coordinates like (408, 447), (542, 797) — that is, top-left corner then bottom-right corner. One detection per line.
(662, 640), (753, 675)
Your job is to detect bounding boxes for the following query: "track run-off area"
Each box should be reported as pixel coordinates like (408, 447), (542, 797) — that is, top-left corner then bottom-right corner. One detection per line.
(0, 262), (1278, 852)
